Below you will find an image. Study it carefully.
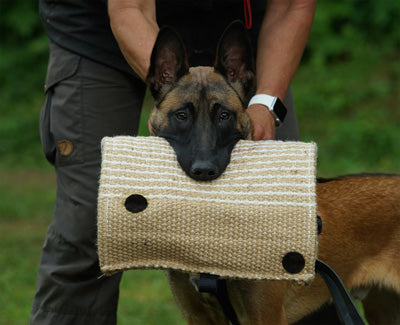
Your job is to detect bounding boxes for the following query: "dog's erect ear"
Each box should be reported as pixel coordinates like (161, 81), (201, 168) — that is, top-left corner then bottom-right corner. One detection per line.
(146, 27), (189, 101)
(214, 21), (255, 101)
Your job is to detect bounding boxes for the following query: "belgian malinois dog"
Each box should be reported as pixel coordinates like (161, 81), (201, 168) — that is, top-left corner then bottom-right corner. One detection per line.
(146, 21), (400, 325)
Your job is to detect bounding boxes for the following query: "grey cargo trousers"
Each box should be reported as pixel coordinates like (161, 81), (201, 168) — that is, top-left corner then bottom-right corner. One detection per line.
(30, 42), (146, 324)
(30, 41), (299, 324)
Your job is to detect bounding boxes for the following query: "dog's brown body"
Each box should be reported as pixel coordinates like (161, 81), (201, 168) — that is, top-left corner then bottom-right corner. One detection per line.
(146, 22), (400, 324)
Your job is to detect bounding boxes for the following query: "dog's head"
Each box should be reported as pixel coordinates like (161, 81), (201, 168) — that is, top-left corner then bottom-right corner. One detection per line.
(147, 21), (255, 181)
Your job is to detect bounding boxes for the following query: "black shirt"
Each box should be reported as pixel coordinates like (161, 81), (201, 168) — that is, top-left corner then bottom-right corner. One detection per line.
(39, 0), (266, 77)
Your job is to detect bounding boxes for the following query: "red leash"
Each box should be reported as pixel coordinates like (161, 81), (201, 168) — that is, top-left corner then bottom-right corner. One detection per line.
(243, 0), (252, 29)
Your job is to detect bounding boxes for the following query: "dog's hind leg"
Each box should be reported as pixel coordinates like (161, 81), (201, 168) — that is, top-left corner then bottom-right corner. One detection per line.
(362, 286), (400, 325)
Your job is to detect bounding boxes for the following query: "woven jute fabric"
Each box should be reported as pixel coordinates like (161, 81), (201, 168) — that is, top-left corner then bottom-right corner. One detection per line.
(97, 136), (318, 282)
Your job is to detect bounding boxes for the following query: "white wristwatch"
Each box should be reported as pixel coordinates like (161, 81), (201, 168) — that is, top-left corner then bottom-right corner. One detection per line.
(248, 94), (287, 126)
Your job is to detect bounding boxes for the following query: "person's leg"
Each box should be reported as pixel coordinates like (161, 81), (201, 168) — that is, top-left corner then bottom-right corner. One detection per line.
(30, 42), (146, 325)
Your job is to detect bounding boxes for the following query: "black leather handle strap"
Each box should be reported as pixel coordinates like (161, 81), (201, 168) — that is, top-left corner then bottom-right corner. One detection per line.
(199, 260), (365, 325)
(315, 260), (366, 325)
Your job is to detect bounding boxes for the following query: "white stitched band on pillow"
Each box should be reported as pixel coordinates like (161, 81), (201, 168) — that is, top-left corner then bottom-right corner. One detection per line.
(97, 136), (318, 283)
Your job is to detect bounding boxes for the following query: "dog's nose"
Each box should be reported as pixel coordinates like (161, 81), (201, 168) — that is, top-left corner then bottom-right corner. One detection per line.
(190, 160), (219, 181)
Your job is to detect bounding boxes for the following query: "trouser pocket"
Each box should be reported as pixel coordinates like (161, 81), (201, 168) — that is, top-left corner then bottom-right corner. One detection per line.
(39, 41), (81, 166)
(39, 88), (56, 165)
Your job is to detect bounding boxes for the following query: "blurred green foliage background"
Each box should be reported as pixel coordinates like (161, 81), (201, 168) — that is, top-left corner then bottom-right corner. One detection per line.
(0, 1), (399, 324)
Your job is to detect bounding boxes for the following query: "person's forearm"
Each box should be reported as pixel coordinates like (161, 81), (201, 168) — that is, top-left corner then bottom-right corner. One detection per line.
(246, 0), (316, 140)
(108, 0), (158, 80)
(256, 0), (316, 99)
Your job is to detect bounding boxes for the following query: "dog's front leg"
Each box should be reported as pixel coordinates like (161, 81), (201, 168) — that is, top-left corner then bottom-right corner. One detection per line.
(166, 270), (230, 324)
(228, 279), (288, 325)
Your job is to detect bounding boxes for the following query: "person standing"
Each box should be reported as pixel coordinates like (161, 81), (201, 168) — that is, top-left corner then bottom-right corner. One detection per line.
(31, 1), (316, 324)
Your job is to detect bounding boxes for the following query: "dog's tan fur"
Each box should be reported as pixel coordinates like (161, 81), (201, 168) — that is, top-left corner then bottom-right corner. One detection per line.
(146, 22), (400, 324)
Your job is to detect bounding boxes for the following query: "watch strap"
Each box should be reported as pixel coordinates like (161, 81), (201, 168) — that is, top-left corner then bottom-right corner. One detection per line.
(248, 94), (287, 126)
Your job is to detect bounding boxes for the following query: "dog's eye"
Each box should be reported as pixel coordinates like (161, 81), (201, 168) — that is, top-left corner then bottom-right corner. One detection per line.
(175, 111), (188, 121)
(219, 111), (231, 121)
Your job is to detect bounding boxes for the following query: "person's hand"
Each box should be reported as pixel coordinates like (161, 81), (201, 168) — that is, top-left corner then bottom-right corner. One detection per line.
(246, 104), (276, 140)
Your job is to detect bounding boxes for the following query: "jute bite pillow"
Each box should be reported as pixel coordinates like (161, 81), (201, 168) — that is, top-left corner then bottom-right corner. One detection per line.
(97, 136), (318, 283)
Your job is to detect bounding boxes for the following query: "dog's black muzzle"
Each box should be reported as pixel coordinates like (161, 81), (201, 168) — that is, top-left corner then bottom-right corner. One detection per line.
(161, 128), (242, 182)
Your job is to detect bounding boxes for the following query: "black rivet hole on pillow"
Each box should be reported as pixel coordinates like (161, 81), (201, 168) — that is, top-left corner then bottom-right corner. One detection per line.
(124, 194), (148, 213)
(282, 252), (306, 274)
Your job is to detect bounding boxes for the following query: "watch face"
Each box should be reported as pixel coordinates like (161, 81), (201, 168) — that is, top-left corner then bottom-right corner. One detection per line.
(274, 98), (287, 123)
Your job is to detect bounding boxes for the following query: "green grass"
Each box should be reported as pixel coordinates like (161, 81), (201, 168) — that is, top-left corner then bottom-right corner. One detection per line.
(118, 271), (185, 325)
(0, 169), (54, 325)
(0, 218), (48, 324)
